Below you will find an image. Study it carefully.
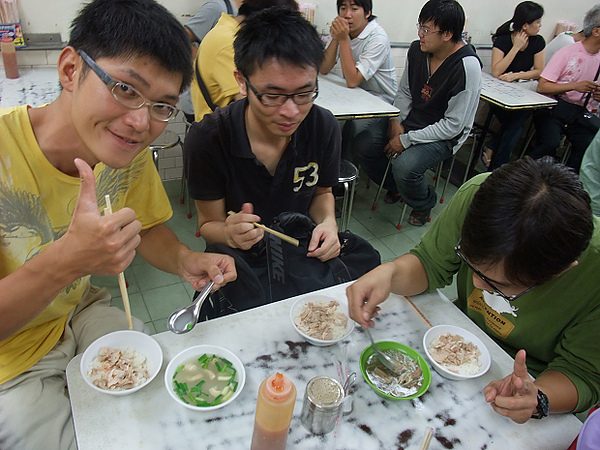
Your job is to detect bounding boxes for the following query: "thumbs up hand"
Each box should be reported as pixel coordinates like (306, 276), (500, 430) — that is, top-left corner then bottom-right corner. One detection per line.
(483, 349), (539, 423)
(57, 158), (142, 278)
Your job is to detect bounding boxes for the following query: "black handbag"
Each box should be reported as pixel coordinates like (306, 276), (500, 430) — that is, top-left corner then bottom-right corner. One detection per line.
(552, 62), (600, 132)
(552, 98), (600, 132)
(197, 212), (381, 320)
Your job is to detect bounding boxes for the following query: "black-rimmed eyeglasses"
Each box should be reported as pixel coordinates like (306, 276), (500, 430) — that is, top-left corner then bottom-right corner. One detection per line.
(243, 76), (318, 107)
(454, 238), (537, 302)
(78, 50), (178, 122)
(416, 23), (444, 36)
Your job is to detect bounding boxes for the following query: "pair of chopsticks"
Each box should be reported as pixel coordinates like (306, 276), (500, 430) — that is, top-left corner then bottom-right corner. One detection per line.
(421, 427), (433, 450)
(103, 195), (133, 330)
(226, 211), (299, 246)
(403, 295), (433, 328)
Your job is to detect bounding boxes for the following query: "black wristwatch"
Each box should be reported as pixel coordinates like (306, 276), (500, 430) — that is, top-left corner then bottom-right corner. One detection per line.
(531, 389), (549, 419)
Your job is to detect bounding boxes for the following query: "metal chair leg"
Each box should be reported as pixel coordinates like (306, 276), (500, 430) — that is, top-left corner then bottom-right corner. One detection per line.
(440, 154), (457, 204)
(371, 155), (394, 210)
(433, 161), (443, 191)
(397, 202), (408, 230)
(463, 133), (477, 185)
(344, 178), (357, 231)
(340, 181), (350, 231)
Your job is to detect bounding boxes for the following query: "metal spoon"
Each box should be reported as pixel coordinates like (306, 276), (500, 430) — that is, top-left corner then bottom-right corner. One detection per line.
(343, 372), (356, 395)
(365, 327), (402, 375)
(167, 281), (214, 334)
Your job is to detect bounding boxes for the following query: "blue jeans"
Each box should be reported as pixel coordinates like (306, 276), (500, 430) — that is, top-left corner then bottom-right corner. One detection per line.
(355, 138), (452, 211)
(344, 117), (388, 163)
(392, 141), (453, 211)
(486, 106), (531, 170)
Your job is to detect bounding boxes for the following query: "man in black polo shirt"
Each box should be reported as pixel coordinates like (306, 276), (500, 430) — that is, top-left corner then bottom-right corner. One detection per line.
(184, 8), (341, 267)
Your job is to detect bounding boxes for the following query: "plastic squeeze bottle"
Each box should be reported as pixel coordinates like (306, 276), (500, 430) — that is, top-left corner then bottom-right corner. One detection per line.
(1, 35), (19, 79)
(250, 372), (297, 450)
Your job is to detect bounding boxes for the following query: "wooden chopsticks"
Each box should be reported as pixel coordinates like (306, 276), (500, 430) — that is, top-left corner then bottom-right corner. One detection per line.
(103, 195), (134, 330)
(227, 211), (299, 246)
(421, 427), (433, 450)
(403, 295), (433, 328)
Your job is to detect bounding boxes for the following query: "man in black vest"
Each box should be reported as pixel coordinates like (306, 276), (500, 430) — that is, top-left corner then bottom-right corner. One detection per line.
(355, 0), (482, 226)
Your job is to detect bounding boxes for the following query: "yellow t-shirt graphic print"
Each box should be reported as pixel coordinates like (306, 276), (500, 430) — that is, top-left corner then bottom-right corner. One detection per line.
(0, 105), (172, 384)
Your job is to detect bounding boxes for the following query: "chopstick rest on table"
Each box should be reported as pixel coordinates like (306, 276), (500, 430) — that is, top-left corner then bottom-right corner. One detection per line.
(103, 195), (134, 330)
(226, 211), (299, 246)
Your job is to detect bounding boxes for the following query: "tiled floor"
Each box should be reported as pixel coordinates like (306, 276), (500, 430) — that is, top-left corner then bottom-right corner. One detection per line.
(91, 168), (461, 335)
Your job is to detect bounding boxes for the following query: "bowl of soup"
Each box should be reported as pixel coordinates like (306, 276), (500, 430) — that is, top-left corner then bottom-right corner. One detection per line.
(359, 341), (431, 400)
(164, 345), (246, 411)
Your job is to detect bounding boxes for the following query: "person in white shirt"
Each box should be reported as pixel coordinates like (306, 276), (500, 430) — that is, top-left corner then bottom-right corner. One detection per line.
(321, 0), (397, 172)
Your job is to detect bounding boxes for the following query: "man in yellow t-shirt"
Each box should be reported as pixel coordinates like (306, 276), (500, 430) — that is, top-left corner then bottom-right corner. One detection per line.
(191, 12), (244, 122)
(190, 0), (299, 122)
(0, 1), (236, 449)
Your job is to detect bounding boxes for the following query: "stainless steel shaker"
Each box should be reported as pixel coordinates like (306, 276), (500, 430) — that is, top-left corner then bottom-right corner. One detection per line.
(300, 376), (345, 435)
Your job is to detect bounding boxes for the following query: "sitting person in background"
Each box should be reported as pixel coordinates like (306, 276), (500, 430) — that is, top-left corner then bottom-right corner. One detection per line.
(580, 129), (600, 216)
(0, 1), (236, 448)
(347, 157), (600, 423)
(481, 1), (545, 170)
(545, 29), (584, 64)
(354, 0), (482, 225)
(320, 0), (397, 168)
(191, 0), (299, 122)
(181, 0), (242, 123)
(185, 7), (380, 318)
(544, 5), (600, 64)
(528, 4), (600, 173)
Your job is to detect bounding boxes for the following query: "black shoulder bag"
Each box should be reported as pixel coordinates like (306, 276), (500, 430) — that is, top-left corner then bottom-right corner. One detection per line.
(197, 212), (381, 321)
(194, 0), (234, 113)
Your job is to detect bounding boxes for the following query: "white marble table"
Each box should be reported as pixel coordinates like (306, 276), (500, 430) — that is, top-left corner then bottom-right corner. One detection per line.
(480, 72), (556, 111)
(315, 73), (400, 120)
(66, 282), (581, 449)
(0, 67), (60, 108)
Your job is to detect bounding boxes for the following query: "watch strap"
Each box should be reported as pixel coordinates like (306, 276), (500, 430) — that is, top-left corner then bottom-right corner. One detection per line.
(531, 389), (549, 419)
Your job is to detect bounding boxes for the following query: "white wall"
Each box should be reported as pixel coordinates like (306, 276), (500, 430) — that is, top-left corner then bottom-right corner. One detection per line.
(10, 0), (590, 181)
(18, 0), (594, 45)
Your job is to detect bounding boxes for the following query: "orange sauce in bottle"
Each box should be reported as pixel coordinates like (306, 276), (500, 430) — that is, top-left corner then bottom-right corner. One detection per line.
(250, 372), (297, 450)
(1, 36), (19, 79)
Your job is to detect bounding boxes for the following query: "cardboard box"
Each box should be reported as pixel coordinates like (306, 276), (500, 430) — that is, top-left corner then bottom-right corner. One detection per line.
(0, 22), (25, 47)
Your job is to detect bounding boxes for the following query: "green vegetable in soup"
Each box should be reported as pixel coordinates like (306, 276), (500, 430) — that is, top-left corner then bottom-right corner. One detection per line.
(172, 354), (238, 407)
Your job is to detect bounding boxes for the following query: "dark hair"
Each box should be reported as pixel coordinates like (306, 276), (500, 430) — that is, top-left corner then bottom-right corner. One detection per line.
(68, 0), (192, 92)
(234, 6), (324, 77)
(238, 0), (299, 18)
(418, 0), (465, 43)
(461, 157), (593, 287)
(493, 1), (544, 40)
(336, 0), (376, 22)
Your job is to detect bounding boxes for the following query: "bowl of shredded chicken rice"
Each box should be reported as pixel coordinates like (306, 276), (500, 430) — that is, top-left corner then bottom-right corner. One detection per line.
(290, 294), (355, 346)
(80, 330), (163, 396)
(423, 325), (490, 381)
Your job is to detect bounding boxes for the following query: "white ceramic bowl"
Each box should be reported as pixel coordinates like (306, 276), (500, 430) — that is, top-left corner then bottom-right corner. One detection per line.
(290, 294), (355, 347)
(164, 345), (246, 411)
(80, 330), (163, 396)
(423, 324), (491, 381)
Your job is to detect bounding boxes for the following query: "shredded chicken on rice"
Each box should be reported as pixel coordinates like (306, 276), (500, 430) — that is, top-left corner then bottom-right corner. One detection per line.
(87, 347), (149, 391)
(294, 300), (348, 340)
(428, 333), (482, 375)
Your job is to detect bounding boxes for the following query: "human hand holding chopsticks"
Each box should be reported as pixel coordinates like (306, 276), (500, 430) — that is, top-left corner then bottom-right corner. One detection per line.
(225, 203), (300, 248)
(103, 195), (133, 330)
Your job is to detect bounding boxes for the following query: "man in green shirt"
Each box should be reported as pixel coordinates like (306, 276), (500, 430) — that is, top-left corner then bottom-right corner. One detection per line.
(348, 156), (600, 423)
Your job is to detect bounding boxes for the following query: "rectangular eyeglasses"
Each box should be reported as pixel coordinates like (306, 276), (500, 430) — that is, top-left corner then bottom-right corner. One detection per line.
(78, 50), (178, 122)
(454, 238), (537, 302)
